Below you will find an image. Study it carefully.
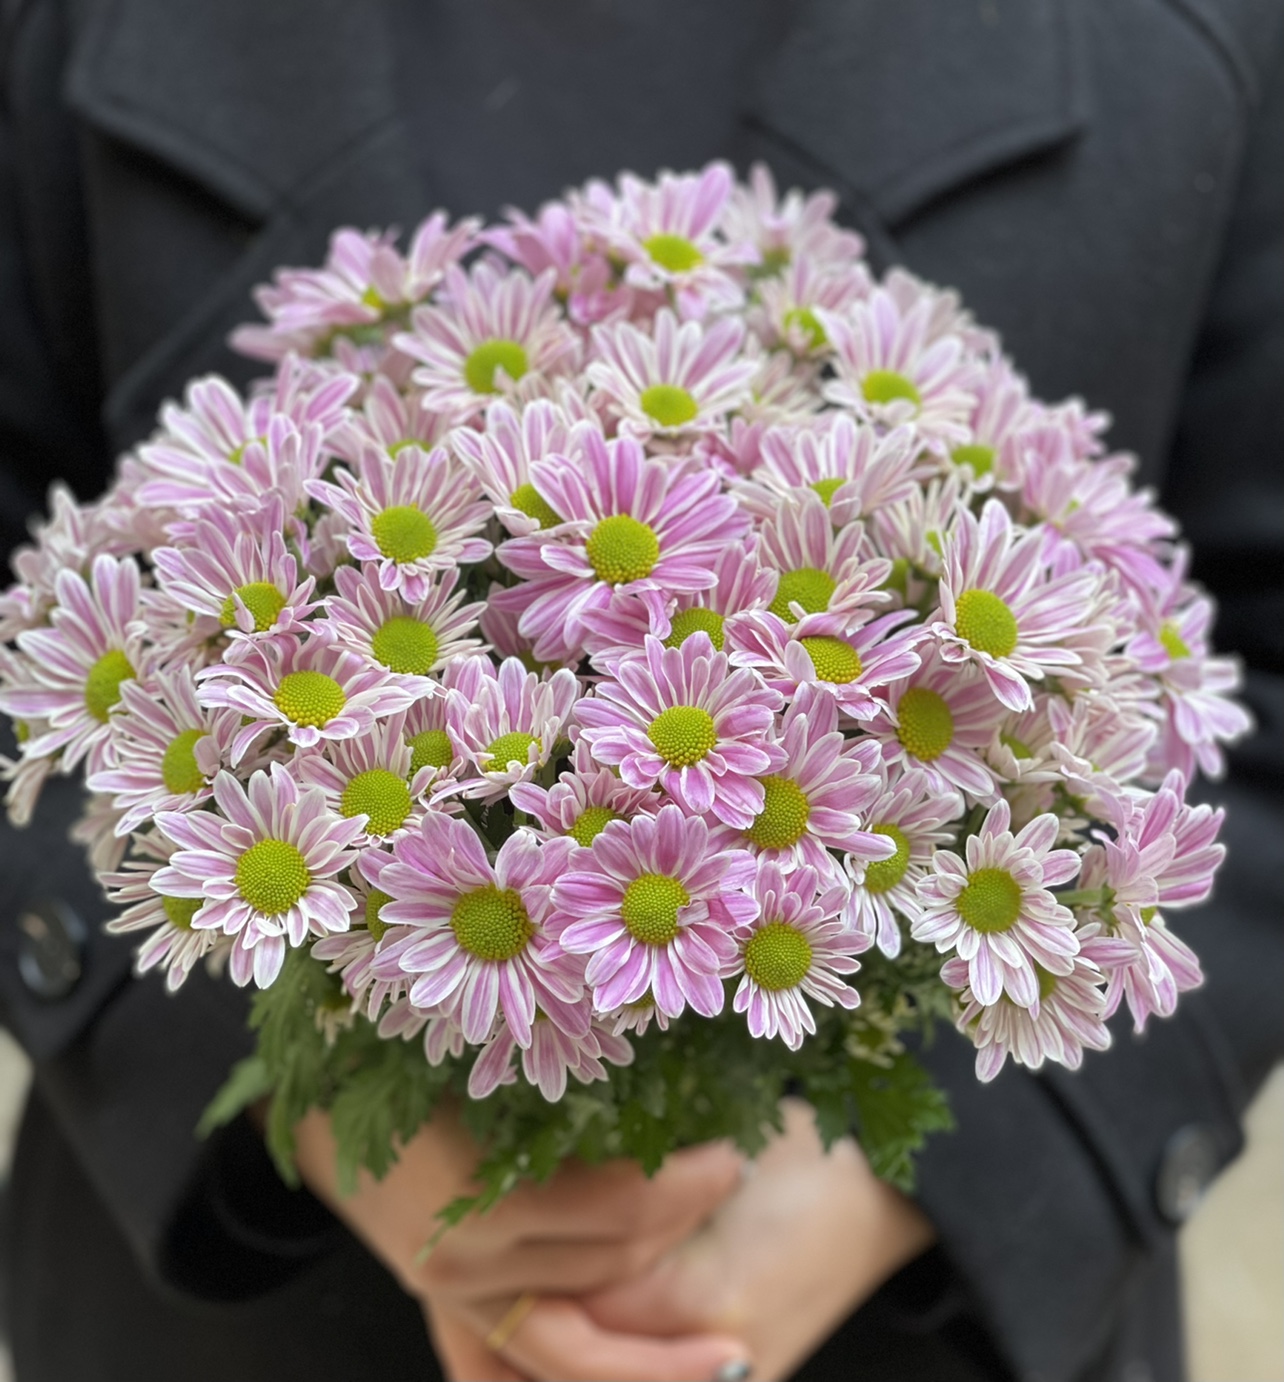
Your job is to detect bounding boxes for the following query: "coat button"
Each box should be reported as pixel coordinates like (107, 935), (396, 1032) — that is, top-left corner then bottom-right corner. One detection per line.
(16, 897), (85, 1000)
(1155, 1125), (1220, 1224)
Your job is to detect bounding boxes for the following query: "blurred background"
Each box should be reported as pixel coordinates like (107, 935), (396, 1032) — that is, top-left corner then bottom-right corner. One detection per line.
(0, 1030), (1277, 1381)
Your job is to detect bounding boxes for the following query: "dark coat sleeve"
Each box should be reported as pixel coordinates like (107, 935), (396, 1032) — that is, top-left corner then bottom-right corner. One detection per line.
(911, 26), (1284, 1382)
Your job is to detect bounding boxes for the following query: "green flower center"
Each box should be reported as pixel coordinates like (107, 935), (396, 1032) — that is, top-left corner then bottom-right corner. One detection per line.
(896, 687), (954, 762)
(235, 838), (311, 916)
(371, 615), (439, 675)
(955, 589), (1019, 659)
(861, 370), (922, 408)
(809, 477), (845, 507)
(643, 233), (704, 273)
(621, 873), (689, 946)
(371, 505), (438, 564)
(450, 885), (533, 961)
(586, 514), (661, 585)
(664, 607), (725, 651)
(161, 728), (207, 795)
(568, 805), (621, 848)
(508, 482), (562, 530)
(743, 921), (813, 991)
(273, 671), (347, 728)
(783, 306), (827, 351)
(464, 339), (529, 395)
(408, 728), (453, 773)
(881, 557), (911, 597)
(957, 867), (1023, 934)
(744, 776), (811, 850)
(800, 636), (862, 684)
(485, 731), (540, 768)
(365, 888), (393, 942)
(862, 824), (911, 894)
(639, 384), (699, 428)
(758, 246), (791, 275)
(647, 705), (717, 767)
(950, 443), (995, 479)
(1158, 621), (1191, 660)
(162, 895), (202, 931)
(340, 768), (413, 835)
(219, 581), (287, 631)
(769, 567), (836, 623)
(84, 649), (135, 724)
(999, 730), (1033, 760)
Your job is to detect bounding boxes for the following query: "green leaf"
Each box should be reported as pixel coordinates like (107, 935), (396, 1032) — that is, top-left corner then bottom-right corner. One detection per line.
(847, 1051), (954, 1191)
(196, 1054), (274, 1139)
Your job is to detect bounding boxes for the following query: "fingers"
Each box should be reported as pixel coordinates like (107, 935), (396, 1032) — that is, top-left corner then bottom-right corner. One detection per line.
(425, 1302), (528, 1382)
(494, 1296), (752, 1382)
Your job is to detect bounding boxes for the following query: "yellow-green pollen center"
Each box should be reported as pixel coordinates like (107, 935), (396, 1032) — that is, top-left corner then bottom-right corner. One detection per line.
(950, 444), (995, 478)
(568, 805), (621, 848)
(450, 885), (533, 961)
(408, 728), (453, 773)
(508, 482), (562, 530)
(84, 649), (135, 724)
(957, 867), (1023, 933)
(800, 636), (862, 684)
(219, 582), (287, 631)
(235, 838), (310, 916)
(486, 731), (539, 768)
(784, 306), (827, 351)
(162, 895), (202, 931)
(647, 705), (717, 767)
(371, 615), (439, 675)
(664, 607), (725, 651)
(743, 921), (813, 991)
(365, 888), (393, 942)
(955, 589), (1019, 659)
(371, 505), (438, 564)
(862, 824), (911, 894)
(643, 233), (704, 273)
(862, 370), (922, 408)
(586, 514), (660, 585)
(463, 339), (529, 394)
(340, 768), (413, 835)
(161, 728), (207, 795)
(1158, 621), (1191, 660)
(621, 873), (689, 946)
(770, 566), (836, 623)
(273, 671), (347, 728)
(639, 384), (699, 428)
(809, 477), (845, 507)
(744, 775), (810, 850)
(896, 687), (954, 762)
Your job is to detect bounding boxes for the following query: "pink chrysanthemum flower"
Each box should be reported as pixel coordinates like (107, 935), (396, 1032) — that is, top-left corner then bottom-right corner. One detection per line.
(913, 799), (1081, 1008)
(329, 374), (453, 466)
(1044, 694), (1158, 818)
(943, 953), (1110, 1082)
(731, 860), (866, 1050)
(321, 563), (484, 683)
(931, 499), (1102, 713)
(723, 163), (866, 275)
(735, 416), (921, 528)
(153, 763), (364, 988)
(551, 805), (756, 1020)
(949, 359), (1035, 493)
(468, 1006), (633, 1102)
(752, 255), (870, 357)
(151, 498), (319, 640)
(197, 636), (430, 763)
(843, 767), (962, 958)
(818, 288), (982, 450)
(2, 555), (147, 775)
(312, 856), (407, 1020)
(586, 310), (757, 439)
(102, 833), (226, 992)
(870, 473), (963, 596)
(493, 431), (747, 663)
(446, 658), (581, 802)
(307, 446), (492, 602)
(727, 607), (923, 724)
(866, 651), (1005, 803)
(576, 634), (783, 829)
(394, 261), (580, 421)
(398, 692), (469, 793)
(87, 666), (240, 834)
(295, 712), (435, 843)
(509, 739), (661, 852)
(587, 163), (756, 318)
(366, 815), (583, 1047)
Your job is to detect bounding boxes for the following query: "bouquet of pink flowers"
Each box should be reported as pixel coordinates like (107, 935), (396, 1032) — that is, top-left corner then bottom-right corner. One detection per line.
(0, 162), (1250, 1214)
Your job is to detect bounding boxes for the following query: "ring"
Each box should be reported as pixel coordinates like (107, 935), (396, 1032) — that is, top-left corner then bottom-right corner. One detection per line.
(485, 1292), (539, 1352)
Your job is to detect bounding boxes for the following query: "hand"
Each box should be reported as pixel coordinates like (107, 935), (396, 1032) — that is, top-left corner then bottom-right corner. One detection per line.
(575, 1099), (937, 1382)
(292, 1101), (753, 1381)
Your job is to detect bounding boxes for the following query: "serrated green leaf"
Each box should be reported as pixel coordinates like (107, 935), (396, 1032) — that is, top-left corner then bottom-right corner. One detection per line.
(197, 1054), (274, 1139)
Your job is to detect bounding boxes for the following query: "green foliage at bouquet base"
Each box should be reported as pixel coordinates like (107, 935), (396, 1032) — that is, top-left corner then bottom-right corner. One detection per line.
(201, 939), (955, 1228)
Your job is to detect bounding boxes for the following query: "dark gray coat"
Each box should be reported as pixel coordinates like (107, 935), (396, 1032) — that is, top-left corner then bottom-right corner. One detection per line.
(1, 2), (1281, 1379)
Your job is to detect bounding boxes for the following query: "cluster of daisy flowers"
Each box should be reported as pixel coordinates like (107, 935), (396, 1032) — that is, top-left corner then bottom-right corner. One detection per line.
(0, 162), (1249, 1099)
